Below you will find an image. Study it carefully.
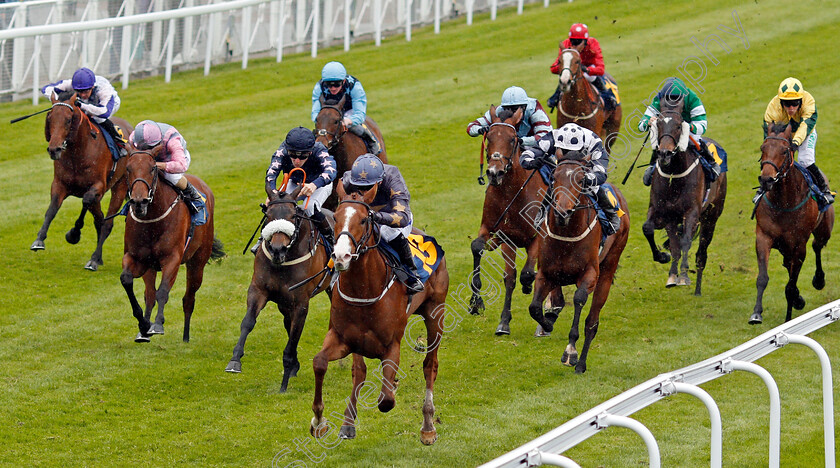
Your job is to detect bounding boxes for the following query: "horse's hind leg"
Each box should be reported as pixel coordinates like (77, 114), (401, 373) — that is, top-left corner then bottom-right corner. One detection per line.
(469, 235), (489, 315)
(83, 189), (106, 270)
(65, 205), (86, 245)
(694, 216), (719, 296)
(751, 231), (772, 324)
(149, 256), (180, 337)
(812, 211), (833, 290)
(677, 217), (700, 287)
(339, 354), (367, 440)
(279, 301), (309, 392)
(419, 301), (443, 445)
(377, 345), (402, 414)
(31, 183), (68, 251)
(181, 262), (207, 343)
(783, 248), (807, 322)
(665, 225), (683, 287)
(495, 242), (517, 336)
(226, 283), (268, 374)
(311, 330), (350, 438)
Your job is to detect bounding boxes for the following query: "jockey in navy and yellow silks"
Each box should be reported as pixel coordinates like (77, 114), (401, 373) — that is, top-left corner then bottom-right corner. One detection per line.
(761, 77), (832, 205)
(638, 77), (721, 186)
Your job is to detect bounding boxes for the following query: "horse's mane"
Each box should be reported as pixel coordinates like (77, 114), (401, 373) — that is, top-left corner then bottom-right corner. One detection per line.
(323, 95), (343, 106)
(561, 150), (587, 162)
(769, 122), (789, 135)
(497, 107), (516, 121)
(56, 90), (75, 102)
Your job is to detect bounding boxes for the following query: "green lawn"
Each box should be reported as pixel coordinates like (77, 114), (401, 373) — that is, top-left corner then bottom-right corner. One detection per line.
(2, 0), (840, 466)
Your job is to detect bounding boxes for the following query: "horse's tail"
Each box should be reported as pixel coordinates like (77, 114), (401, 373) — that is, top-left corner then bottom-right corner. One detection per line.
(209, 237), (226, 263)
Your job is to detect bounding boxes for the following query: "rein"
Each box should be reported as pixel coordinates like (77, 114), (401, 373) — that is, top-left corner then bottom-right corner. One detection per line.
(557, 52), (600, 121)
(757, 135), (809, 213)
(544, 159), (598, 242)
(314, 105), (346, 150)
(260, 198), (321, 266)
(126, 152), (183, 223)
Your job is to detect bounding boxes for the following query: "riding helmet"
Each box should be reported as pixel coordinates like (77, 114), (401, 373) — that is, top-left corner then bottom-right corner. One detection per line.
(284, 127), (316, 153)
(71, 67), (96, 91)
(500, 86), (529, 107)
(349, 154), (385, 186)
(555, 123), (587, 152)
(777, 77), (804, 101)
(131, 120), (163, 150)
(321, 62), (348, 82)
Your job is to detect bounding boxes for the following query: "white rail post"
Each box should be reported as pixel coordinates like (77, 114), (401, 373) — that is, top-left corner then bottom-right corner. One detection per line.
(491, 0), (497, 20)
(517, 0), (523, 14)
(204, 12), (215, 75)
(544, 0), (549, 7)
(466, 0), (472, 25)
(595, 413), (661, 468)
(661, 381), (722, 468)
(434, 0), (440, 34)
(526, 449), (581, 468)
(242, 6), (251, 67)
(294, 0), (305, 53)
(343, 0), (350, 50)
(120, 0), (134, 89)
(405, 0), (411, 41)
(12, 3), (28, 89)
(723, 359), (781, 468)
(184, 0), (195, 61)
(374, 0), (382, 46)
(152, 0), (163, 65)
(778, 333), (836, 468)
(165, 18), (175, 82)
(277, 0), (286, 61)
(311, 0), (318, 57)
(31, 35), (41, 105)
(49, 0), (64, 80)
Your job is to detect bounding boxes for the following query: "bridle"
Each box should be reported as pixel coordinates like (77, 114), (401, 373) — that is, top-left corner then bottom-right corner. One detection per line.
(552, 159), (596, 217)
(314, 104), (346, 150)
(334, 199), (379, 262)
(46, 101), (80, 155)
(483, 122), (519, 177)
(557, 50), (600, 121)
(760, 135), (794, 184)
(264, 197), (304, 251)
(128, 151), (160, 205)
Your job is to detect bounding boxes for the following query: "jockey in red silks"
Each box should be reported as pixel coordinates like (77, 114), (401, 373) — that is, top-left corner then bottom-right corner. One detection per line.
(548, 23), (616, 110)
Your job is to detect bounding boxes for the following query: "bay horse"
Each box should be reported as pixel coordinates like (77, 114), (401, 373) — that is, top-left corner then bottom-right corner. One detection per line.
(470, 105), (560, 335)
(310, 185), (449, 445)
(31, 91), (132, 271)
(641, 97), (727, 295)
(225, 186), (332, 393)
(314, 94), (388, 210)
(554, 48), (622, 152)
(751, 123), (833, 324)
(528, 153), (629, 374)
(120, 146), (225, 343)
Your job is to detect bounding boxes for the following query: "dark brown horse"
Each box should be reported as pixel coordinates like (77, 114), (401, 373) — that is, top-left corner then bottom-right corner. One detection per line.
(554, 49), (622, 152)
(751, 123), (833, 324)
(528, 154), (629, 374)
(641, 98), (727, 295)
(31, 92), (132, 271)
(310, 186), (449, 445)
(225, 186), (331, 392)
(120, 146), (224, 343)
(469, 106), (555, 335)
(314, 94), (388, 210)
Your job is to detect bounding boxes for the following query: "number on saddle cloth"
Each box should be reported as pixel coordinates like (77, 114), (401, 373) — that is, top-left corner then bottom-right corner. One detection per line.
(587, 183), (624, 238)
(377, 234), (445, 285)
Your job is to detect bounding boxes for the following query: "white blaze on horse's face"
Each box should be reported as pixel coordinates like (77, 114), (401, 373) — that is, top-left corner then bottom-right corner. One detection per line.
(333, 206), (357, 271)
(560, 51), (574, 89)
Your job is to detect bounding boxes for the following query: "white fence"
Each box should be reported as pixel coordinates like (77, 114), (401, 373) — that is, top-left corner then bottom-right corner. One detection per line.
(479, 299), (840, 468)
(0, 0), (551, 103)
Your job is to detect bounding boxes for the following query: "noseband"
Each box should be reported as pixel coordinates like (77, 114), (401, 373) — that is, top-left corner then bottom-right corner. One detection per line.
(264, 197), (304, 249)
(760, 135), (794, 183)
(335, 199), (378, 261)
(314, 105), (346, 150)
(484, 122), (519, 175)
(128, 151), (160, 205)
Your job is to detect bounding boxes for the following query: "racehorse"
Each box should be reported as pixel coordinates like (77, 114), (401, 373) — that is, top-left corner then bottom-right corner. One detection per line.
(641, 97), (727, 295)
(554, 49), (622, 153)
(528, 153), (629, 374)
(310, 185), (449, 445)
(751, 123), (833, 324)
(469, 105), (558, 335)
(225, 186), (332, 392)
(313, 94), (388, 210)
(119, 146), (224, 343)
(31, 91), (132, 271)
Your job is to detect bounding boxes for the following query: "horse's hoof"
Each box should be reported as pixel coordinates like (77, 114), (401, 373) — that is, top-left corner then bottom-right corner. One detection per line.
(468, 298), (484, 316)
(495, 323), (511, 336)
(65, 229), (81, 245)
(813, 273), (826, 290)
(310, 418), (330, 438)
(420, 430), (438, 445)
(794, 295), (805, 310)
(655, 253), (670, 264)
(677, 275), (691, 286)
(339, 425), (356, 440)
(561, 350), (578, 367)
(289, 361), (301, 378)
(134, 332), (150, 343)
(574, 364), (587, 374)
(666, 275), (677, 288)
(84, 261), (99, 271)
(30, 240), (45, 251)
(521, 284), (533, 295)
(534, 325), (551, 337)
(378, 397), (395, 413)
(225, 361), (242, 373)
(748, 312), (763, 325)
(148, 323), (164, 335)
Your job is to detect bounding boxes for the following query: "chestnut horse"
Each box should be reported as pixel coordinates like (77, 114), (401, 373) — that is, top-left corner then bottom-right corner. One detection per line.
(641, 98), (727, 295)
(469, 106), (557, 335)
(751, 123), (833, 324)
(314, 94), (388, 210)
(554, 49), (621, 152)
(120, 147), (224, 343)
(225, 187), (332, 392)
(310, 187), (449, 445)
(528, 154), (629, 374)
(31, 92), (132, 271)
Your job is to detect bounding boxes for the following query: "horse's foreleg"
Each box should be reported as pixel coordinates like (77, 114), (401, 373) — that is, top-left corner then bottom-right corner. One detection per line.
(419, 301), (443, 445)
(783, 247), (807, 322)
(751, 232), (773, 324)
(495, 242), (517, 336)
(694, 217), (719, 296)
(528, 274), (553, 333)
(120, 256), (152, 342)
(338, 354), (367, 440)
(181, 261), (206, 343)
(677, 215), (700, 286)
(226, 283), (269, 374)
(665, 224), (682, 287)
(83, 188), (106, 270)
(469, 235), (488, 315)
(377, 345), (402, 414)
(32, 183), (68, 251)
(65, 205), (87, 245)
(642, 216), (669, 264)
(311, 330), (351, 438)
(520, 238), (539, 294)
(149, 257), (180, 336)
(142, 270), (156, 323)
(279, 301), (309, 392)
(564, 270), (597, 368)
(577, 267), (617, 374)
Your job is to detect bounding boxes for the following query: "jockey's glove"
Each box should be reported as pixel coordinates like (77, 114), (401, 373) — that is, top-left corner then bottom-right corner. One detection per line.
(582, 172), (597, 188)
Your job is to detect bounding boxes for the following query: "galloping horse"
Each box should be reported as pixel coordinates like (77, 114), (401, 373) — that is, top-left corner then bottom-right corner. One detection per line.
(310, 186), (449, 445)
(225, 186), (331, 392)
(751, 123), (833, 324)
(31, 91), (132, 271)
(528, 153), (629, 374)
(120, 146), (224, 343)
(554, 49), (621, 152)
(641, 97), (727, 295)
(313, 94), (388, 210)
(470, 106), (552, 335)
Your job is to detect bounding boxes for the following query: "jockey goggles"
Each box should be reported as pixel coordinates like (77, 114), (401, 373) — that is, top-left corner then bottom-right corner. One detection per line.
(323, 80), (343, 88)
(569, 38), (586, 46)
(781, 99), (802, 108)
(288, 150), (311, 160)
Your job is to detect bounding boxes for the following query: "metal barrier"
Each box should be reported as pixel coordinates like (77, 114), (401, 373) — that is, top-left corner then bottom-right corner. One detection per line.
(479, 299), (840, 468)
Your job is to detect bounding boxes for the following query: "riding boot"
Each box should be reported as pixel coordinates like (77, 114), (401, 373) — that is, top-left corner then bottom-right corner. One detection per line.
(642, 151), (658, 186)
(547, 86), (561, 112)
(696, 138), (721, 182)
(388, 235), (424, 294)
(807, 163), (835, 205)
(100, 118), (128, 157)
(591, 76), (615, 110)
(179, 181), (204, 215)
(350, 123), (381, 155)
(310, 210), (334, 247)
(596, 185), (620, 236)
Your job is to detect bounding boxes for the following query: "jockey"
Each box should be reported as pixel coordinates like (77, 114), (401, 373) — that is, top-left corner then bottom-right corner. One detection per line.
(265, 126), (338, 245)
(520, 123), (619, 235)
(638, 77), (721, 186)
(548, 23), (616, 110)
(129, 120), (204, 218)
(41, 67), (127, 156)
(340, 154), (424, 294)
(466, 86), (552, 148)
(311, 61), (381, 155)
(761, 77), (832, 205)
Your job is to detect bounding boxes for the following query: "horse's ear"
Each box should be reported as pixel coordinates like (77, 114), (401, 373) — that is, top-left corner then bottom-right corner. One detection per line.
(265, 180), (275, 198)
(362, 183), (378, 204)
(489, 105), (498, 123)
(319, 94), (326, 106)
(512, 107), (524, 125)
(289, 185), (303, 200)
(50, 93), (57, 104)
(336, 179), (347, 200)
(338, 94), (347, 109)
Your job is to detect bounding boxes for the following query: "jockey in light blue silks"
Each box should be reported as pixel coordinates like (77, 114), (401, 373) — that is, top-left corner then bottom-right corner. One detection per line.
(311, 61), (381, 155)
(466, 86), (553, 148)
